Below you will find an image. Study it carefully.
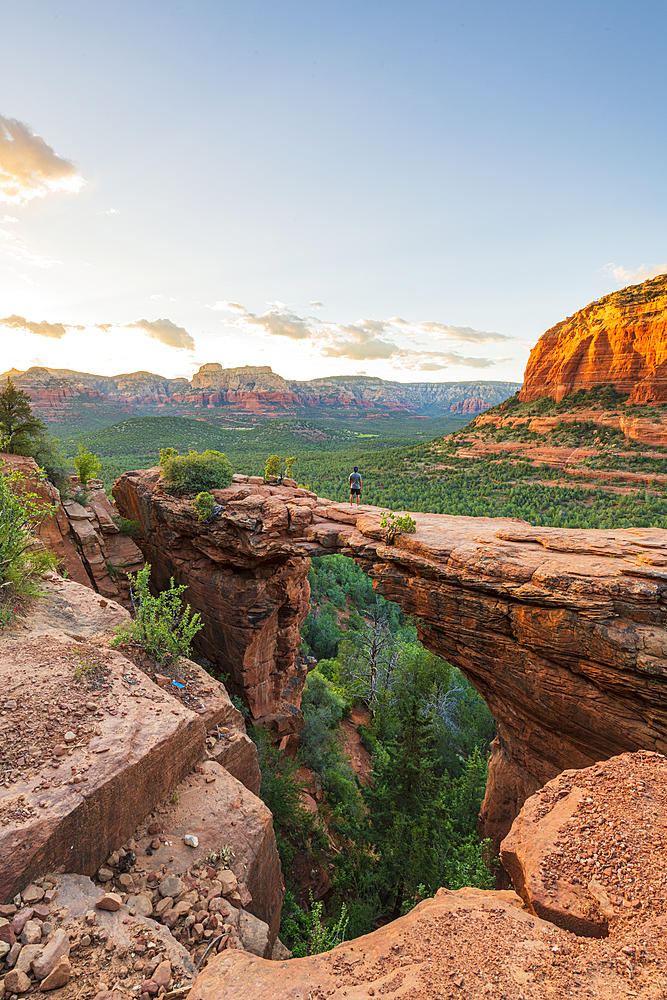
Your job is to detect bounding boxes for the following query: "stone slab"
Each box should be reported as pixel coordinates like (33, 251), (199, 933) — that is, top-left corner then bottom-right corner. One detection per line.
(0, 630), (205, 903)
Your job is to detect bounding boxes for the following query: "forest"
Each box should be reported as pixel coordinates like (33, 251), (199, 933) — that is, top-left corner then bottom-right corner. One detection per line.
(56, 407), (667, 530)
(250, 554), (496, 954)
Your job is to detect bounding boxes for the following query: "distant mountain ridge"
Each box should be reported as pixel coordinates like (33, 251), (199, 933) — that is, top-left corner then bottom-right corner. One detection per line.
(1, 363), (521, 420)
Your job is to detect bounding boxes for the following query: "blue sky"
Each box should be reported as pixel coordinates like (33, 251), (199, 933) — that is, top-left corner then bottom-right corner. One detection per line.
(1, 0), (665, 381)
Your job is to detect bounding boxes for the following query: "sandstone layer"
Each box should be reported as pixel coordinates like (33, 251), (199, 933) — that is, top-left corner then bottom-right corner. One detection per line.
(2, 453), (144, 600)
(114, 470), (667, 850)
(0, 620), (205, 902)
(519, 273), (667, 403)
(3, 364), (520, 419)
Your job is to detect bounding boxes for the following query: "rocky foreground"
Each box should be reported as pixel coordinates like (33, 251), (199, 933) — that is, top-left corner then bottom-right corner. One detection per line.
(4, 748), (665, 1000)
(190, 751), (667, 999)
(2, 566), (667, 997)
(114, 469), (667, 851)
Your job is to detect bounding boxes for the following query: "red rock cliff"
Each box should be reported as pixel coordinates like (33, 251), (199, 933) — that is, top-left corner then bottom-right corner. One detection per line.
(520, 273), (667, 403)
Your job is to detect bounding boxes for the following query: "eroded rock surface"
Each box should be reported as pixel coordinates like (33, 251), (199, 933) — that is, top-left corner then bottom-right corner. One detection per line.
(519, 272), (667, 403)
(121, 759), (282, 942)
(501, 750), (667, 937)
(114, 470), (667, 847)
(1, 454), (143, 600)
(0, 613), (206, 902)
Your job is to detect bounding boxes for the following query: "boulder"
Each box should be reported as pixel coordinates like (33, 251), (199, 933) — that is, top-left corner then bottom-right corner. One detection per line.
(501, 750), (667, 937)
(40, 955), (71, 990)
(31, 927), (70, 980)
(4, 969), (31, 994)
(96, 893), (123, 912)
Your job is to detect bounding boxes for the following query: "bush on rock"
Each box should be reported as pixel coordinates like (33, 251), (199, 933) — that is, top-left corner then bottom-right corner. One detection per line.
(159, 447), (233, 493)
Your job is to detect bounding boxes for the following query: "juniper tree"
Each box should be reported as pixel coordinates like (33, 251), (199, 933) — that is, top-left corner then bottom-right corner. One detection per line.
(0, 378), (48, 454)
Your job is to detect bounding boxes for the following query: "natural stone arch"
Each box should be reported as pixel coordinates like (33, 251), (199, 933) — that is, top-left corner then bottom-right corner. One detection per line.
(114, 470), (667, 850)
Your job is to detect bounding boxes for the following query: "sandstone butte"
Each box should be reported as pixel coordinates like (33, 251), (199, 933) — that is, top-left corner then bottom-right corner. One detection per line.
(113, 469), (667, 856)
(519, 272), (667, 404)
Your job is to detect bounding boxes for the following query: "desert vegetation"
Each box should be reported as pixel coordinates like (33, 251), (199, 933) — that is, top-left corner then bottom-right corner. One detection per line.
(0, 463), (58, 628)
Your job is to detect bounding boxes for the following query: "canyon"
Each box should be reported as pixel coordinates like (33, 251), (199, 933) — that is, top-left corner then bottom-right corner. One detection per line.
(519, 272), (667, 404)
(113, 469), (667, 856)
(0, 364), (520, 422)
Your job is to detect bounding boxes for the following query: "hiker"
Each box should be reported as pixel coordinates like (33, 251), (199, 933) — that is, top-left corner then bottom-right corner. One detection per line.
(349, 466), (362, 506)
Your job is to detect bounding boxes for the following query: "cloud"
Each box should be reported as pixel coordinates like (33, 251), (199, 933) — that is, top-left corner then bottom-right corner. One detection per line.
(0, 114), (85, 205)
(310, 301), (325, 308)
(223, 301), (514, 370)
(0, 314), (67, 338)
(208, 300), (246, 312)
(240, 308), (313, 341)
(392, 319), (512, 344)
(97, 208), (119, 215)
(603, 262), (667, 285)
(126, 317), (195, 350)
(0, 226), (62, 268)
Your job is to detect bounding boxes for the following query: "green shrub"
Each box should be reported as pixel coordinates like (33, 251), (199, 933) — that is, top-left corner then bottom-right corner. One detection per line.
(73, 446), (102, 486)
(116, 517), (141, 536)
(289, 892), (348, 957)
(110, 564), (203, 662)
(160, 448), (233, 493)
(265, 454), (282, 479)
(0, 464), (57, 621)
(380, 511), (417, 544)
(193, 491), (217, 521)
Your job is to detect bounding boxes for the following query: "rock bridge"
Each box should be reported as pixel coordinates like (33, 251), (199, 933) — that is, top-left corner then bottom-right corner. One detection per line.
(113, 470), (667, 849)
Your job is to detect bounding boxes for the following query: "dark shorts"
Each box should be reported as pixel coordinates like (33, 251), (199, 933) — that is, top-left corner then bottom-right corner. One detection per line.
(350, 488), (361, 495)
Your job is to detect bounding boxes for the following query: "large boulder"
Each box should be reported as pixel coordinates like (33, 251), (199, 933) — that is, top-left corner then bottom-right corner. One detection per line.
(501, 750), (667, 937)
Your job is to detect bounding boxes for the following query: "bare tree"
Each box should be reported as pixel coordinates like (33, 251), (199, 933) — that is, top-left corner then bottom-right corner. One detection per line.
(339, 604), (402, 716)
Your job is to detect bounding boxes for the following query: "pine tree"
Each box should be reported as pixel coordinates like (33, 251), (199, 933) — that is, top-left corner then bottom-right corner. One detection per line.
(363, 700), (443, 916)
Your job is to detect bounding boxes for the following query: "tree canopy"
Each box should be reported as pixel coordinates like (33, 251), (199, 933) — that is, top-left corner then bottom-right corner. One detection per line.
(0, 378), (48, 455)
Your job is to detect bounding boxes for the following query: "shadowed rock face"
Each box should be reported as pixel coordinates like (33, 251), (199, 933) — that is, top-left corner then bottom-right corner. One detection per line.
(113, 470), (667, 849)
(519, 273), (667, 403)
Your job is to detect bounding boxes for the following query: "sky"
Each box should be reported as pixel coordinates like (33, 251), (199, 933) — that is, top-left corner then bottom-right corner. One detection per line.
(1, 0), (666, 384)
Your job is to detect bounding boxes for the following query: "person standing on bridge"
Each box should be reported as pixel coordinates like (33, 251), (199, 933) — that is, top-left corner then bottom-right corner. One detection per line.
(349, 466), (362, 506)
